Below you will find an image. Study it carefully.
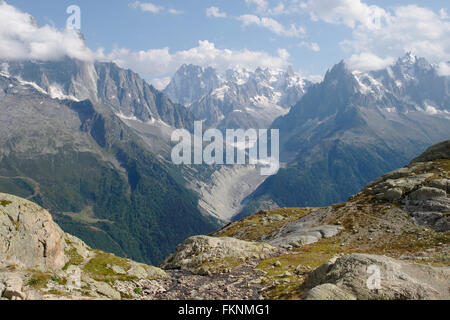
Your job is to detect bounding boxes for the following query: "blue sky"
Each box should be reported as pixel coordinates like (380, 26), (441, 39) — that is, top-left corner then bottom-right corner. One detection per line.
(2, 0), (450, 88)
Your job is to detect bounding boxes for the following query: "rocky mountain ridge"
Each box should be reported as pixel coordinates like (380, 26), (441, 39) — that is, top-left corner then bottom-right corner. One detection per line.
(1, 58), (194, 130)
(163, 64), (222, 107)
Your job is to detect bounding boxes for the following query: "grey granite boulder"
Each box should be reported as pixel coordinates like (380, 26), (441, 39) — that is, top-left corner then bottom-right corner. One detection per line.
(304, 283), (357, 300)
(2, 275), (26, 300)
(303, 254), (450, 300)
(263, 208), (344, 249)
(0, 193), (66, 270)
(427, 179), (450, 193)
(375, 188), (403, 202)
(409, 187), (447, 201)
(160, 235), (278, 273)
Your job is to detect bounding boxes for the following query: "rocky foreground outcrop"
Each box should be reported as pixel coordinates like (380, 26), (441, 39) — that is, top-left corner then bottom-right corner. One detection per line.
(363, 141), (450, 232)
(0, 194), (67, 271)
(0, 193), (281, 300)
(0, 140), (449, 300)
(161, 235), (280, 274)
(0, 193), (166, 300)
(303, 254), (450, 300)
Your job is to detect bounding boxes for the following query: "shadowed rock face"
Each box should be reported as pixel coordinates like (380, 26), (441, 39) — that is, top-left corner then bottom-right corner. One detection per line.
(411, 140), (450, 164)
(0, 193), (66, 270)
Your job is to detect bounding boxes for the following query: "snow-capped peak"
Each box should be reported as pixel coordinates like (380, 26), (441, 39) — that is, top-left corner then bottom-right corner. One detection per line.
(164, 64), (310, 110)
(397, 52), (417, 65)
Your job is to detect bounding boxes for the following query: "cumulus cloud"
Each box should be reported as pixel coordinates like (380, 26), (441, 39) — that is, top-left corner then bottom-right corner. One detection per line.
(245, 0), (289, 16)
(305, 74), (323, 83)
(341, 5), (450, 65)
(151, 76), (171, 90)
(300, 41), (320, 52)
(129, 1), (182, 15)
(206, 6), (227, 18)
(304, 0), (387, 29)
(277, 48), (290, 60)
(0, 3), (291, 80)
(245, 0), (269, 14)
(96, 40), (291, 78)
(346, 52), (394, 72)
(129, 1), (163, 14)
(437, 62), (450, 77)
(0, 2), (93, 61)
(238, 14), (305, 37)
(303, 0), (450, 71)
(168, 9), (184, 15)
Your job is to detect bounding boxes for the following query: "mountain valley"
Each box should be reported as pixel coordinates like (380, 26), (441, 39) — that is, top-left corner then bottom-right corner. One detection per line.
(0, 140), (448, 300)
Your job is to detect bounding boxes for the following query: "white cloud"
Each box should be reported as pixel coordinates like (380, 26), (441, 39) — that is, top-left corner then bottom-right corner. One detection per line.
(341, 5), (450, 65)
(0, 2), (93, 61)
(300, 41), (320, 52)
(437, 62), (450, 77)
(269, 3), (288, 16)
(168, 9), (184, 15)
(151, 76), (171, 90)
(245, 0), (292, 16)
(96, 40), (291, 78)
(277, 48), (290, 60)
(245, 0), (301, 16)
(0, 3), (291, 80)
(304, 0), (387, 29)
(305, 74), (323, 83)
(238, 14), (305, 37)
(346, 52), (394, 72)
(129, 1), (182, 15)
(297, 68), (323, 83)
(129, 1), (163, 14)
(245, 0), (269, 14)
(206, 6), (227, 18)
(303, 1), (450, 69)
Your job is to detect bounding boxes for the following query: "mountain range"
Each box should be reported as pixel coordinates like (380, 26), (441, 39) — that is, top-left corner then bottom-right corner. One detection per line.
(236, 54), (450, 218)
(0, 52), (449, 265)
(164, 64), (312, 129)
